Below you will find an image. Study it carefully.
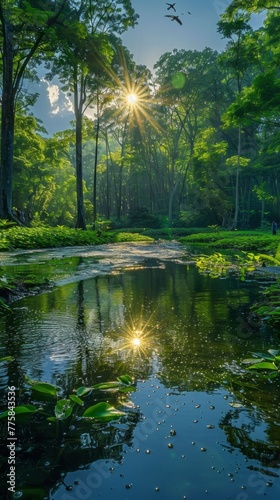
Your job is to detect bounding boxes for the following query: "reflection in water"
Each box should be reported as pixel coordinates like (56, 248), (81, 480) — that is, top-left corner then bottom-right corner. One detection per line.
(0, 262), (280, 498)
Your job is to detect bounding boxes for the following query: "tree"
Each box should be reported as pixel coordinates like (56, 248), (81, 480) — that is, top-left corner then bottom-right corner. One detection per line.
(0, 0), (68, 220)
(46, 1), (138, 229)
(218, 14), (257, 228)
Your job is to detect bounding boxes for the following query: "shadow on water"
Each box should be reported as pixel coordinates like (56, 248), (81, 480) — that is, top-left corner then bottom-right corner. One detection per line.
(0, 256), (280, 499)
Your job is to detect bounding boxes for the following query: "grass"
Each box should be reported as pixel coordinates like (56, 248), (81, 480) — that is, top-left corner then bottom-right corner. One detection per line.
(179, 230), (279, 255)
(0, 226), (153, 251)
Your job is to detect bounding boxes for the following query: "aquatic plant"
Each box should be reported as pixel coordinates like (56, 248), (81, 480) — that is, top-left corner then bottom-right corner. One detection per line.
(242, 349), (280, 379)
(0, 372), (136, 423)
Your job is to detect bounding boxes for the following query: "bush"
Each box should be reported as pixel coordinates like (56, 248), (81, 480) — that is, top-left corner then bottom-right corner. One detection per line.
(128, 207), (163, 229)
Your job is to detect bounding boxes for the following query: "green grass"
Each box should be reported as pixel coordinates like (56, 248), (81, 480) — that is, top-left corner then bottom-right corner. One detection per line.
(0, 226), (153, 251)
(179, 230), (279, 255)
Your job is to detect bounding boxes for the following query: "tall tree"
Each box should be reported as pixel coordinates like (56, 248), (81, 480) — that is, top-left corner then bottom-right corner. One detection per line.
(0, 0), (68, 220)
(47, 1), (138, 229)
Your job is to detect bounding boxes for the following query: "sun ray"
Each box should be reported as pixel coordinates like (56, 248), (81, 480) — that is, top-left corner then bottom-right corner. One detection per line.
(95, 46), (164, 136)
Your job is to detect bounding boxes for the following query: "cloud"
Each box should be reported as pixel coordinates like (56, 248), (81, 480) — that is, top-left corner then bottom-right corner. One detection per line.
(42, 78), (60, 109)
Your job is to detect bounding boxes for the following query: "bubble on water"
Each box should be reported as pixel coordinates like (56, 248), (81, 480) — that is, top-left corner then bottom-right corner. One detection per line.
(206, 425), (215, 429)
(191, 441), (195, 445)
(13, 493), (23, 499)
(155, 487), (160, 492)
(66, 485), (73, 491)
(170, 429), (176, 436)
(201, 447), (207, 452)
(146, 449), (151, 454)
(195, 404), (201, 408)
(168, 443), (174, 448)
(125, 483), (132, 489)
(193, 420), (198, 423)
(209, 406), (215, 410)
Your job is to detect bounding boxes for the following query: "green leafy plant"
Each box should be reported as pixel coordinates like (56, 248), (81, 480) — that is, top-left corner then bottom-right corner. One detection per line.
(243, 349), (280, 379)
(0, 373), (136, 424)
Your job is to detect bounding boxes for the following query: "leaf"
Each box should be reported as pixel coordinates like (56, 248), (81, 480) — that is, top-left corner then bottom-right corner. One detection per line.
(247, 362), (278, 371)
(0, 405), (37, 419)
(69, 394), (83, 406)
(250, 352), (274, 361)
(119, 386), (136, 393)
(92, 381), (121, 390)
(76, 386), (92, 397)
(31, 382), (59, 396)
(83, 402), (126, 422)
(0, 356), (14, 363)
(24, 375), (59, 396)
(117, 375), (133, 385)
(55, 399), (73, 420)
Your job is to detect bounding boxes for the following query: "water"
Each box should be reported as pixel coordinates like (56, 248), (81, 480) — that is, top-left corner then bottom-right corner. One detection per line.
(0, 243), (280, 499)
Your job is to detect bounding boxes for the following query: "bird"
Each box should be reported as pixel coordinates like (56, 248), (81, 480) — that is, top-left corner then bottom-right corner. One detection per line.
(165, 14), (183, 25)
(166, 2), (176, 11)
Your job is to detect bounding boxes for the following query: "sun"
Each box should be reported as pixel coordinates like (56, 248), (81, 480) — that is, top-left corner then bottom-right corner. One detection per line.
(127, 93), (138, 105)
(99, 46), (163, 135)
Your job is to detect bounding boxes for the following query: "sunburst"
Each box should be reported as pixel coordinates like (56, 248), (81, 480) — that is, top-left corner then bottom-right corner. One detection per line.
(99, 47), (164, 136)
(116, 310), (160, 358)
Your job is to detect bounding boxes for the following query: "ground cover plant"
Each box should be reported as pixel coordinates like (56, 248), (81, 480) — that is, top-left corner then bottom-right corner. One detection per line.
(0, 226), (153, 251)
(179, 230), (279, 255)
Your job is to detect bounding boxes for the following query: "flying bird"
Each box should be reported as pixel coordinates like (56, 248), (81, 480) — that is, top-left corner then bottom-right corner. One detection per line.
(166, 2), (176, 11)
(165, 14), (183, 25)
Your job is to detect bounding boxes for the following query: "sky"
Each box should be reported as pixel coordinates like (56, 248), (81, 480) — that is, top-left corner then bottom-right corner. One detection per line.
(122, 0), (229, 70)
(32, 0), (264, 135)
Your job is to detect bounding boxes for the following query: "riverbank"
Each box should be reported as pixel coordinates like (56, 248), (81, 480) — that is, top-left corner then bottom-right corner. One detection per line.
(0, 241), (190, 313)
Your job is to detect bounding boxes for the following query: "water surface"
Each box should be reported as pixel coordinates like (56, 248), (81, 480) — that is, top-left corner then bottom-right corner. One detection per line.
(0, 243), (279, 499)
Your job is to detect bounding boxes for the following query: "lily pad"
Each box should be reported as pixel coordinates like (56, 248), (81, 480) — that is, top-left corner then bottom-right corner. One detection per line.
(76, 386), (92, 397)
(55, 399), (73, 420)
(0, 404), (37, 419)
(24, 375), (59, 396)
(247, 361), (278, 371)
(83, 402), (126, 422)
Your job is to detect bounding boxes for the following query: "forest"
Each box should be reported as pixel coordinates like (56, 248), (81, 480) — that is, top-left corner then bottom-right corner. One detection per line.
(1, 0), (280, 231)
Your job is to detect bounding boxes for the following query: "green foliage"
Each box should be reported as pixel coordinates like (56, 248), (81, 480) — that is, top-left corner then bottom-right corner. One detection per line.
(196, 253), (235, 278)
(24, 375), (60, 397)
(128, 207), (163, 229)
(251, 281), (280, 326)
(179, 230), (279, 254)
(0, 405), (37, 419)
(83, 402), (126, 422)
(242, 350), (280, 379)
(0, 356), (14, 363)
(0, 371), (135, 424)
(0, 226), (153, 251)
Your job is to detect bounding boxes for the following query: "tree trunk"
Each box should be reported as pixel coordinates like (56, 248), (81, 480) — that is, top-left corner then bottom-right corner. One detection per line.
(74, 69), (86, 230)
(232, 127), (241, 229)
(93, 116), (100, 229)
(0, 11), (14, 219)
(75, 112), (86, 230)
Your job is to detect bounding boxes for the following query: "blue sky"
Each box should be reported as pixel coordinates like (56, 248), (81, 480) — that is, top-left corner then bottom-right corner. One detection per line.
(33, 0), (264, 134)
(122, 0), (230, 69)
